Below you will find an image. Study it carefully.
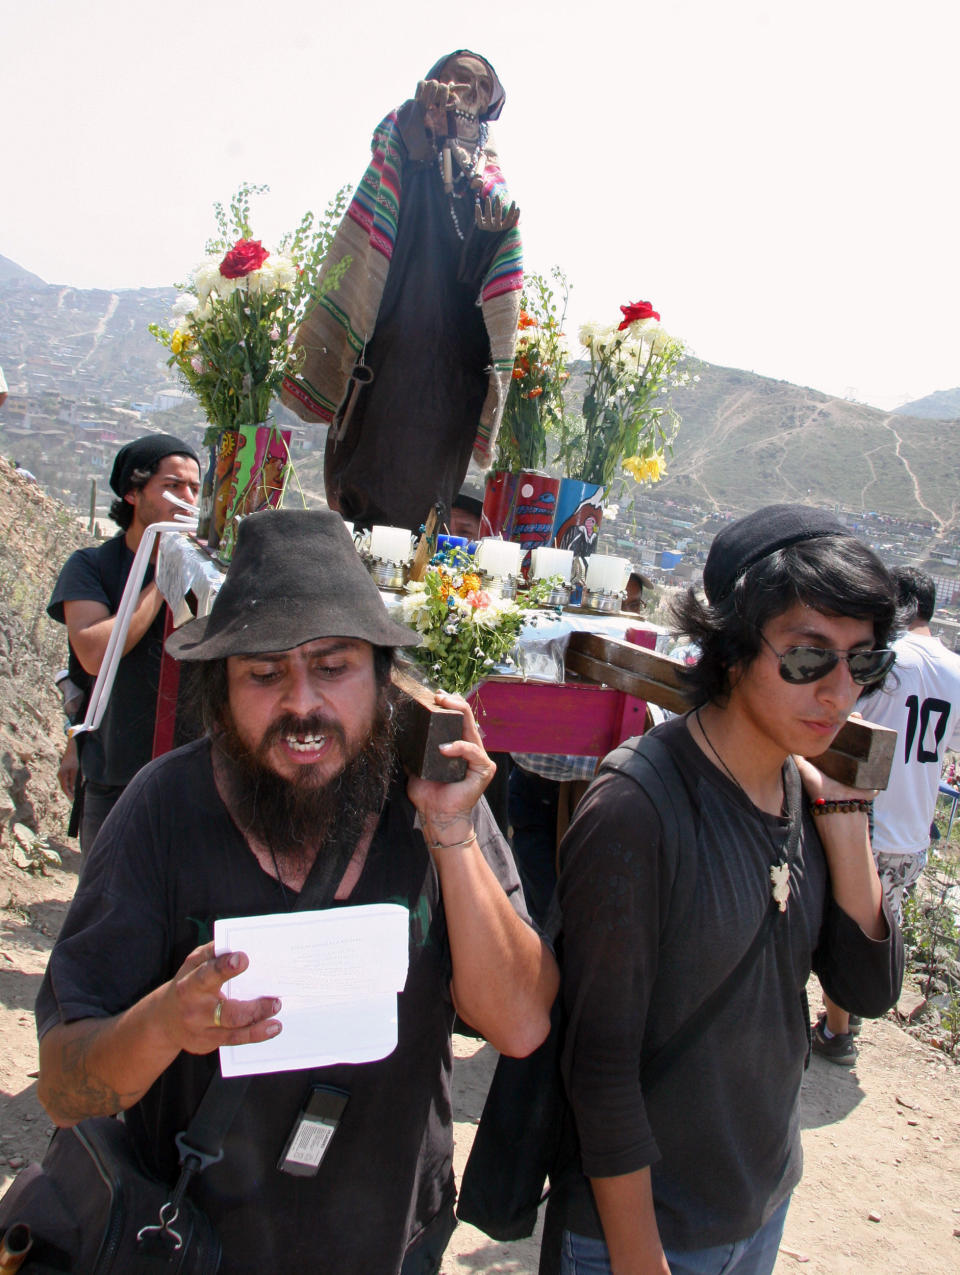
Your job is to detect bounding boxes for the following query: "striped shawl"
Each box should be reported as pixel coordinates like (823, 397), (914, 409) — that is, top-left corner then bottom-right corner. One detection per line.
(281, 110), (522, 468)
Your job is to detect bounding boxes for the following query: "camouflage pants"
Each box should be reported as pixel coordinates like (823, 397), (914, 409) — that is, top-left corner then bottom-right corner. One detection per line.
(875, 848), (927, 926)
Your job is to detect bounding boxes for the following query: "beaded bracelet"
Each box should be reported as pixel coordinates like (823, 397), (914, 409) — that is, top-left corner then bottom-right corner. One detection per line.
(810, 798), (873, 817)
(428, 833), (478, 851)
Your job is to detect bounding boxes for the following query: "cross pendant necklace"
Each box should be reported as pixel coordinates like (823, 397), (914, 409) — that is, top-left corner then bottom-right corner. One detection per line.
(695, 708), (792, 913)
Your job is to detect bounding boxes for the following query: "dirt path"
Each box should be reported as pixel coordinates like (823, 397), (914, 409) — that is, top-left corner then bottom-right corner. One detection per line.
(2, 862), (958, 1273)
(444, 986), (960, 1275)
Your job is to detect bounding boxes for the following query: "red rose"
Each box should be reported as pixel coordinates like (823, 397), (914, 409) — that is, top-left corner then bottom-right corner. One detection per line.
(618, 300), (660, 330)
(219, 238), (270, 279)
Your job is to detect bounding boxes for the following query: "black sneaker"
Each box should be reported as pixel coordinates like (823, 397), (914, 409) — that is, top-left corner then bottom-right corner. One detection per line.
(812, 1014), (858, 1066)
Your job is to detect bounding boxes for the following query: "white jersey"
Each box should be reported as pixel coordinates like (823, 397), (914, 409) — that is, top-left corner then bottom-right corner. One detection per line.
(859, 631), (960, 855)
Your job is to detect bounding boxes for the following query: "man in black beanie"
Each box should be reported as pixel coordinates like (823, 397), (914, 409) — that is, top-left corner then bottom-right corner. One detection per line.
(48, 433), (200, 854)
(549, 505), (904, 1275)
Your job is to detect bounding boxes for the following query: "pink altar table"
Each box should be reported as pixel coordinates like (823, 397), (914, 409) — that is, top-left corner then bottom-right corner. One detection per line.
(466, 626), (655, 757)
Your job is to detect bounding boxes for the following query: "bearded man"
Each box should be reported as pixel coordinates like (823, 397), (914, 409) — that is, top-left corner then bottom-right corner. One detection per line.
(36, 510), (557, 1274)
(282, 50), (522, 531)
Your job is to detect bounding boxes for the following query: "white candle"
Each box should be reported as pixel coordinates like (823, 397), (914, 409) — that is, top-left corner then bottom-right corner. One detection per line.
(530, 547), (573, 583)
(476, 538), (523, 578)
(586, 555), (631, 592)
(369, 525), (413, 564)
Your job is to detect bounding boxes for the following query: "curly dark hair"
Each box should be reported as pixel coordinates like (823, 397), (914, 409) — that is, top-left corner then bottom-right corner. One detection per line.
(671, 534), (900, 707)
(109, 451), (197, 530)
(109, 464), (153, 530)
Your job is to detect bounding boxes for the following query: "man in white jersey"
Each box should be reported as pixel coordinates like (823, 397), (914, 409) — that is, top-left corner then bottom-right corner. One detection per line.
(815, 567), (960, 1064)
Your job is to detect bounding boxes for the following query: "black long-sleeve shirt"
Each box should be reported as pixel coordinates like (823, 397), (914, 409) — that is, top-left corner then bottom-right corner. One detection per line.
(556, 715), (903, 1251)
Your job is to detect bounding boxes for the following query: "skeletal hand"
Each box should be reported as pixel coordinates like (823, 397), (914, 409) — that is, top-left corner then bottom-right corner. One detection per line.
(475, 196), (520, 233)
(416, 78), (468, 114)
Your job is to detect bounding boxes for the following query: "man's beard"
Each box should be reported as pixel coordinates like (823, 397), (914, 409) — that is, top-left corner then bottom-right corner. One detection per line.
(214, 688), (397, 889)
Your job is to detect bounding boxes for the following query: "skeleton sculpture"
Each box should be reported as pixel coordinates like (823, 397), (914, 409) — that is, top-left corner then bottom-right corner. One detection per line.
(282, 51), (522, 531)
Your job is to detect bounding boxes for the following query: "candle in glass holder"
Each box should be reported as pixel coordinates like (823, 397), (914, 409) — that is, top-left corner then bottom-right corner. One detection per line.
(530, 547), (574, 582)
(476, 538), (523, 579)
(586, 555), (631, 593)
(369, 525), (413, 564)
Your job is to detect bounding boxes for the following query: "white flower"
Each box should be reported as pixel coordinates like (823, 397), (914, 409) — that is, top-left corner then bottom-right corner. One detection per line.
(263, 254), (298, 291)
(192, 257), (223, 306)
(214, 273), (240, 303)
(578, 321), (600, 349)
(171, 293), (197, 323)
(590, 324), (621, 354)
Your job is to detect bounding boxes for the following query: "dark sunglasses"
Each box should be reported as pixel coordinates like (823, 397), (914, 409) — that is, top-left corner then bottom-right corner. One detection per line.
(759, 633), (896, 686)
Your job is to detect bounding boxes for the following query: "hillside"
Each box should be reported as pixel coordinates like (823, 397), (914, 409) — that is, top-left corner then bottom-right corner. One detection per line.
(895, 387), (960, 421)
(0, 456), (92, 873)
(2, 262), (960, 531)
(0, 255), (44, 288)
(659, 364), (960, 530)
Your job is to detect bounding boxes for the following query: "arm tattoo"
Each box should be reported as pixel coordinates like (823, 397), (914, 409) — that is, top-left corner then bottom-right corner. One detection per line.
(49, 1022), (139, 1121)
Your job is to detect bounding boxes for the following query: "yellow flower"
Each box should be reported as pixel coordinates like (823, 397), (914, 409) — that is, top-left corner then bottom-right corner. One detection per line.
(623, 453), (667, 484)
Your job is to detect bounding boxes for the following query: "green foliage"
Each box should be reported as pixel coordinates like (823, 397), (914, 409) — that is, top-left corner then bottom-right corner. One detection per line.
(206, 181), (270, 255)
(555, 318), (688, 490)
(494, 268), (570, 473)
(902, 850), (960, 1057)
(398, 550), (527, 695)
(149, 182), (352, 434)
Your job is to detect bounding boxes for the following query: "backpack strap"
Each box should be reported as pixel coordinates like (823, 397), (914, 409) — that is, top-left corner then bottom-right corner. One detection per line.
(596, 731), (799, 1094)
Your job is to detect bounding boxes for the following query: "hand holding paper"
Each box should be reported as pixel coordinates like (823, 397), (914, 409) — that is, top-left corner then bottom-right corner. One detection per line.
(214, 904), (410, 1078)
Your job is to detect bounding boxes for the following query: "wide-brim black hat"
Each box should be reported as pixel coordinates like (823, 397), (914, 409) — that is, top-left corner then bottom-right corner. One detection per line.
(166, 509), (417, 661)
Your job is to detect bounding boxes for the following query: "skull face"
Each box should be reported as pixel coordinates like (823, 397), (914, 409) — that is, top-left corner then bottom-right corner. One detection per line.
(439, 55), (494, 115)
(437, 54), (494, 141)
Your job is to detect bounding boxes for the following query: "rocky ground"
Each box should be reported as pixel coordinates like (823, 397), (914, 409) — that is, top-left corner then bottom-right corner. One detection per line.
(1, 459), (958, 1271)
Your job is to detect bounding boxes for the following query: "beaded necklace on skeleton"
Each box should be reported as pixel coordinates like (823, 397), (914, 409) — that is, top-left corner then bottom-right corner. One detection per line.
(439, 122), (488, 241)
(695, 709), (792, 912)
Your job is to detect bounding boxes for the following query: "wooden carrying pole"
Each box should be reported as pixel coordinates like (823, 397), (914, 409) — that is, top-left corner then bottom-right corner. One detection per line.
(565, 632), (897, 790)
(392, 668), (468, 783)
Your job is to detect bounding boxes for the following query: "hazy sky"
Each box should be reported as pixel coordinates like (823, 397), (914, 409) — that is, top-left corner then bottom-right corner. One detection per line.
(3, 0), (956, 410)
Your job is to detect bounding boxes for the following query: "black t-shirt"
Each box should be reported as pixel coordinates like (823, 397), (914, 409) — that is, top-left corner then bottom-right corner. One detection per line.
(47, 534), (163, 787)
(556, 715), (904, 1251)
(36, 739), (531, 1273)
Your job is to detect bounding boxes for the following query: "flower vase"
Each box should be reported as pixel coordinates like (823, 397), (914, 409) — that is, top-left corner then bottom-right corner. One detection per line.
(206, 427), (240, 553)
(508, 472), (561, 573)
(213, 422), (293, 563)
(480, 470), (519, 539)
(480, 470), (561, 575)
(195, 440), (218, 541)
(552, 478), (606, 598)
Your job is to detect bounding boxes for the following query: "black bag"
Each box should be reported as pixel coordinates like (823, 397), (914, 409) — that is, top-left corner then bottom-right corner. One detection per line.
(1, 813), (359, 1272)
(0, 1115), (221, 1273)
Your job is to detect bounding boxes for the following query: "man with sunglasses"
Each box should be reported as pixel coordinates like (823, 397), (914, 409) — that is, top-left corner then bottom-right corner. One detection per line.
(550, 504), (904, 1275)
(815, 567), (960, 1064)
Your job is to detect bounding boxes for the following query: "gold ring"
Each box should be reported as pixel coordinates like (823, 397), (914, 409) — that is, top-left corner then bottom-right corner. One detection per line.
(213, 999), (223, 1029)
